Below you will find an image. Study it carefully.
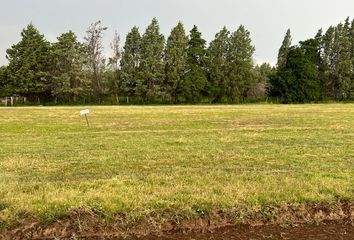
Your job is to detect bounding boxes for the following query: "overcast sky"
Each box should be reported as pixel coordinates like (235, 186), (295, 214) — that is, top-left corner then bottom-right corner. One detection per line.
(0, 0), (353, 65)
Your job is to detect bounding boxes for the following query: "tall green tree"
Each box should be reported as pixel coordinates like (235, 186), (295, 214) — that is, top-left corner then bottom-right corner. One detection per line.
(277, 29), (292, 69)
(164, 22), (189, 103)
(0, 66), (8, 96)
(207, 26), (230, 102)
(333, 22), (353, 99)
(249, 63), (273, 99)
(84, 21), (107, 101)
(109, 31), (121, 72)
(106, 30), (122, 103)
(6, 23), (51, 103)
(321, 18), (354, 100)
(182, 25), (208, 103)
(51, 31), (89, 102)
(227, 25), (256, 102)
(270, 40), (321, 103)
(120, 26), (141, 103)
(351, 19), (354, 62)
(351, 19), (354, 95)
(138, 17), (165, 102)
(322, 26), (336, 98)
(314, 28), (328, 99)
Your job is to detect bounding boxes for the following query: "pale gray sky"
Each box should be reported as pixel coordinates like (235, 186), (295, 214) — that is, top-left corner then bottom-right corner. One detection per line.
(0, 0), (353, 65)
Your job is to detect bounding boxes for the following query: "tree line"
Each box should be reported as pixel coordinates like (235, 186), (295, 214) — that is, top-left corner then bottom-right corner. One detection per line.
(0, 17), (353, 104)
(271, 17), (354, 102)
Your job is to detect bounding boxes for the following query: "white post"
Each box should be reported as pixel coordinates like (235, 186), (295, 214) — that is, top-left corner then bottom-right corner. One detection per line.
(10, 97), (14, 106)
(80, 109), (91, 127)
(5, 97), (7, 107)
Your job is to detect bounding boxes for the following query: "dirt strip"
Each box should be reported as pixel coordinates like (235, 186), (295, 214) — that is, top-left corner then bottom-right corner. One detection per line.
(8, 221), (353, 240)
(1, 201), (353, 240)
(136, 221), (354, 240)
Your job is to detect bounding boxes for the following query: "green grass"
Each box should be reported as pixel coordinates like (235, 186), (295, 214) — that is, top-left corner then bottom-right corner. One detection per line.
(0, 104), (353, 226)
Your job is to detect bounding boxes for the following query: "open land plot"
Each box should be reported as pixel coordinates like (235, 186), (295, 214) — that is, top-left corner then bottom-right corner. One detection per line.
(0, 104), (353, 238)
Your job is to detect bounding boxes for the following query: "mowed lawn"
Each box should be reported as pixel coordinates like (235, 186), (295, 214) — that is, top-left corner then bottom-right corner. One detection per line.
(0, 104), (353, 225)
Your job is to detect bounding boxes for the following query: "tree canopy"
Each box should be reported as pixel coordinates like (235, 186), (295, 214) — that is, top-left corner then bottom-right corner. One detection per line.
(1, 17), (354, 105)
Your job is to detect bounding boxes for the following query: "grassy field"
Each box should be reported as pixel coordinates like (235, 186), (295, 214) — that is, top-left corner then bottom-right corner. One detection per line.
(0, 104), (353, 227)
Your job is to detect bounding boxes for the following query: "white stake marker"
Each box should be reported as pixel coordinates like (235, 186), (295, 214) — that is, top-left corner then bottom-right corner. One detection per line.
(80, 109), (90, 127)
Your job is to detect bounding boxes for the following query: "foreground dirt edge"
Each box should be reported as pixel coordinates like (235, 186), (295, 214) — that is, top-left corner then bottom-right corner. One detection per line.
(1, 201), (353, 240)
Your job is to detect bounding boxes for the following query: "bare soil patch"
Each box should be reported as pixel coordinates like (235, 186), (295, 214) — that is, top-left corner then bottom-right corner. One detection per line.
(137, 221), (354, 240)
(1, 201), (353, 240)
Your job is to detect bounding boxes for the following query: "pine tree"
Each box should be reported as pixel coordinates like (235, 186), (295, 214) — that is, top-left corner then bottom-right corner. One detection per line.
(321, 18), (354, 100)
(227, 25), (255, 102)
(164, 22), (189, 103)
(277, 29), (292, 69)
(51, 31), (89, 102)
(207, 26), (230, 102)
(182, 25), (208, 103)
(120, 26), (141, 103)
(334, 22), (352, 99)
(6, 23), (51, 103)
(322, 26), (336, 98)
(138, 17), (165, 102)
